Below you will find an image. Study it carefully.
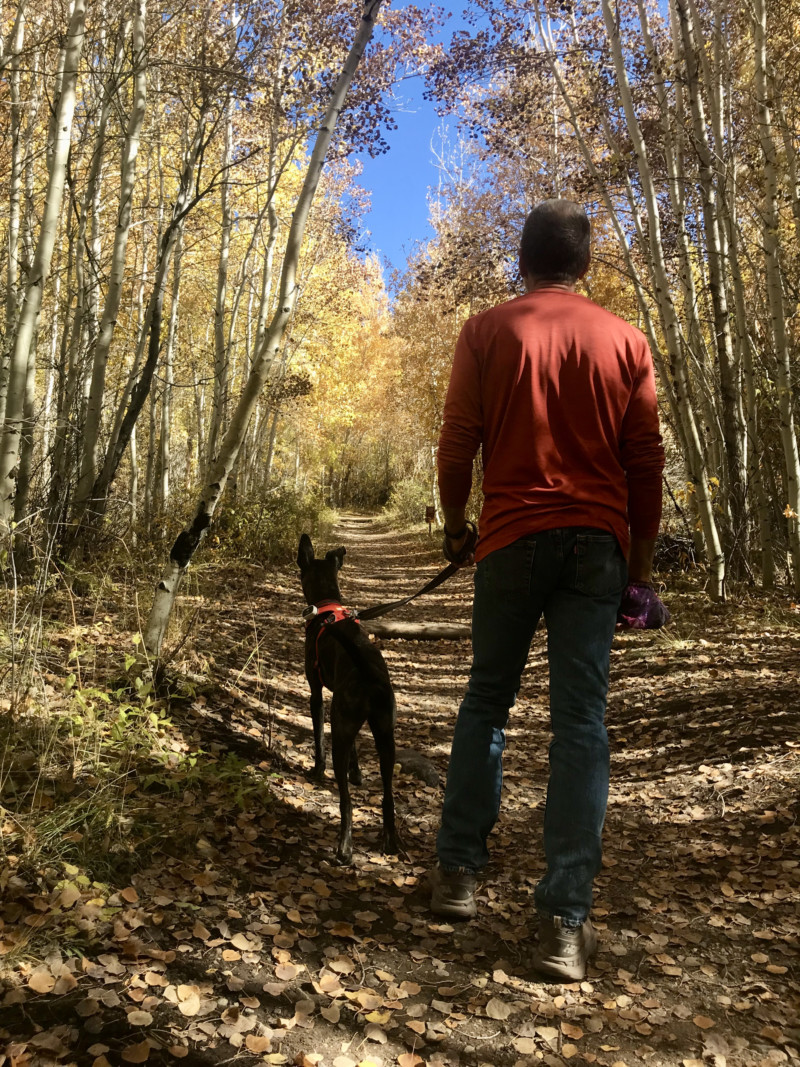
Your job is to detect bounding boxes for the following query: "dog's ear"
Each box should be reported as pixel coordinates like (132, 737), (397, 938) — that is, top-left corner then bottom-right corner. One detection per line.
(326, 546), (346, 570)
(297, 533), (314, 571)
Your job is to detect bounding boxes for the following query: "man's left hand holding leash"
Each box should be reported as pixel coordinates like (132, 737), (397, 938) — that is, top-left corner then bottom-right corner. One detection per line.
(442, 508), (479, 567)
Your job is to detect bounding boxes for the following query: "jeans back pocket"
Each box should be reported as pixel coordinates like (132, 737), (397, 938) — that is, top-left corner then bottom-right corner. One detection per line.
(574, 532), (627, 597)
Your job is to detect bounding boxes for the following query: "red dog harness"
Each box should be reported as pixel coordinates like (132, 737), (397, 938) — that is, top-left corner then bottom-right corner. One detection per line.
(305, 600), (360, 690)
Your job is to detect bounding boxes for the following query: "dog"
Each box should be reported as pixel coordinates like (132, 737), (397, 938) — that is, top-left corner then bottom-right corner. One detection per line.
(297, 533), (401, 864)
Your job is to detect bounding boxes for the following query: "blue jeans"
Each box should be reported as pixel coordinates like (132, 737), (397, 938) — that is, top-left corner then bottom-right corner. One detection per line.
(436, 528), (627, 925)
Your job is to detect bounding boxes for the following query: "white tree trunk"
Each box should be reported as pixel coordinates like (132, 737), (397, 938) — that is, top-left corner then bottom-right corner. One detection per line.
(75, 0), (148, 513)
(752, 0), (800, 589)
(0, 0), (86, 529)
(144, 0), (386, 656)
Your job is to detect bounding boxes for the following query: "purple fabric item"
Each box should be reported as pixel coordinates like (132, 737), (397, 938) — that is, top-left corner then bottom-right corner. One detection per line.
(617, 582), (670, 629)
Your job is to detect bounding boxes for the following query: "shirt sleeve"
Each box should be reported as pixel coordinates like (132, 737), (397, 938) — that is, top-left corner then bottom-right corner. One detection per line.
(437, 320), (483, 508)
(620, 341), (665, 539)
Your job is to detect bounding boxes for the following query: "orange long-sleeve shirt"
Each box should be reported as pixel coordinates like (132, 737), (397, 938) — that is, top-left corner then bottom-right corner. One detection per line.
(437, 288), (664, 563)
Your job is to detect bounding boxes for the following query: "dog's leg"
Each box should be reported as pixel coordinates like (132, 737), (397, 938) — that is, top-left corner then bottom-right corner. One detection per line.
(368, 710), (402, 856)
(348, 741), (362, 786)
(331, 698), (360, 864)
(309, 683), (325, 780)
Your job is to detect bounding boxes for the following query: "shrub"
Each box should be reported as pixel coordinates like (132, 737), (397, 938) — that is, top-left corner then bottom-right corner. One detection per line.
(212, 486), (334, 564)
(387, 477), (434, 527)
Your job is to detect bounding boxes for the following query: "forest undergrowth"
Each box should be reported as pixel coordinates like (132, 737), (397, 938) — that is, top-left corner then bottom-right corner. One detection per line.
(0, 516), (798, 1067)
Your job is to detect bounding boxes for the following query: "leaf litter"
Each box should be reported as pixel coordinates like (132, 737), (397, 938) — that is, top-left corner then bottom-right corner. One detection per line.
(1, 518), (798, 1066)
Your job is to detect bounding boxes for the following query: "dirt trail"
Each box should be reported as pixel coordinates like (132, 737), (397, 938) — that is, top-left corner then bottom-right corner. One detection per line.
(2, 516), (798, 1067)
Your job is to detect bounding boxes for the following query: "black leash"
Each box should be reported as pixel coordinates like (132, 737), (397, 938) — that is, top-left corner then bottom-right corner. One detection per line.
(356, 561), (460, 621)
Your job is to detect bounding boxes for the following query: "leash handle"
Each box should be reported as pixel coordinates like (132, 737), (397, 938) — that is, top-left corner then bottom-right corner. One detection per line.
(442, 520), (478, 565)
(356, 561), (460, 622)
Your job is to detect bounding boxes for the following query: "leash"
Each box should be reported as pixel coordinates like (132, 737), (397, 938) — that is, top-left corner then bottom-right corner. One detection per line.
(302, 521), (477, 626)
(355, 561), (460, 621)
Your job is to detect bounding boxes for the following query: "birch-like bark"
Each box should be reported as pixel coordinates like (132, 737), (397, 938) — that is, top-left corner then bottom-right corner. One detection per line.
(673, 0), (745, 561)
(597, 0), (725, 595)
(205, 98), (234, 476)
(0, 0), (86, 529)
(3, 11), (25, 343)
(75, 0), (147, 511)
(144, 0), (386, 656)
(535, 1), (723, 589)
(158, 227), (183, 513)
(74, 118), (208, 533)
(752, 0), (800, 589)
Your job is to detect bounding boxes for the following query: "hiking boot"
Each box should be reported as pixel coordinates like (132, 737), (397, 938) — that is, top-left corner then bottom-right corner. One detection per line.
(429, 865), (477, 920)
(531, 916), (597, 981)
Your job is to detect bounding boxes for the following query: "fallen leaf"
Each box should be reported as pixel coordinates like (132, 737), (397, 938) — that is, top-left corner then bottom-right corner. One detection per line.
(693, 1016), (716, 1030)
(246, 1035), (272, 1053)
(128, 1011), (153, 1026)
(120, 887), (139, 904)
(333, 1058), (356, 1067)
(59, 884), (83, 908)
(486, 997), (512, 1020)
(513, 1038), (536, 1055)
(121, 1042), (150, 1063)
(321, 1003), (341, 1024)
(276, 964), (299, 981)
(562, 1022), (583, 1040)
(28, 968), (56, 994)
(357, 990), (383, 1011)
(397, 1055), (424, 1067)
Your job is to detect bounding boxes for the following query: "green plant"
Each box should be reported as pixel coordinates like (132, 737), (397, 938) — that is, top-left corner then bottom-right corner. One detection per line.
(386, 477), (433, 526)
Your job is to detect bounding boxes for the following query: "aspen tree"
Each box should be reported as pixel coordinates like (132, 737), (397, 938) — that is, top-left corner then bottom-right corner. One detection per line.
(76, 0), (148, 518)
(144, 0), (387, 656)
(0, 0), (87, 529)
(752, 0), (800, 589)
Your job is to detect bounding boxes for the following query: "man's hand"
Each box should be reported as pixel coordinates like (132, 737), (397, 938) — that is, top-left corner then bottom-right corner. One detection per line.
(617, 582), (670, 629)
(443, 520), (479, 567)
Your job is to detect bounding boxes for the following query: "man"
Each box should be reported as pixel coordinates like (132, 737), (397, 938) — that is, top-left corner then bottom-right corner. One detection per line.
(429, 200), (665, 982)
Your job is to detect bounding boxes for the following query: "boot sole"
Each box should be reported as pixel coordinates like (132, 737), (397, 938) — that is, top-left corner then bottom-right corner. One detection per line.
(431, 895), (477, 920)
(531, 928), (597, 982)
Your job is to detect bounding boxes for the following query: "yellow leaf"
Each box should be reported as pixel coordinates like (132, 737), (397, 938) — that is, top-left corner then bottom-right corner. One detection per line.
(365, 1010), (391, 1024)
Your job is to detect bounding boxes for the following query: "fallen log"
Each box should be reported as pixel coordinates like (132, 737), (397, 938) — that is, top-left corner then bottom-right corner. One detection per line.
(363, 620), (471, 640)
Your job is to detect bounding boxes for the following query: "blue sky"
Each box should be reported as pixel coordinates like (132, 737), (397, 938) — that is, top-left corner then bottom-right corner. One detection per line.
(356, 1), (477, 274)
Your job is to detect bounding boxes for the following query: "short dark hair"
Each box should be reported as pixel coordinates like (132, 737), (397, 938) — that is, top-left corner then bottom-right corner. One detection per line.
(519, 200), (591, 283)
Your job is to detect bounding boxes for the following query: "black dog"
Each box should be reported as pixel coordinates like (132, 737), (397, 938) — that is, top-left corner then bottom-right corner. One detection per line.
(297, 533), (401, 864)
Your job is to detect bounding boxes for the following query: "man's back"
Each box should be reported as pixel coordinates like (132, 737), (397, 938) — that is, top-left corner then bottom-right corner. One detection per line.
(437, 287), (663, 561)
